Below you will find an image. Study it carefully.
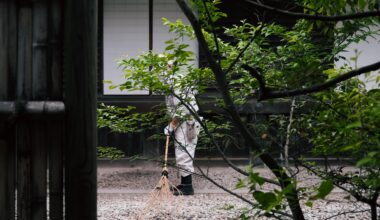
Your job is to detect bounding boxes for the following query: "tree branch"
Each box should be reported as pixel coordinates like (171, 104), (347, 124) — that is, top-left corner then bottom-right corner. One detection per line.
(202, 0), (221, 64)
(244, 61), (380, 100)
(324, 209), (370, 220)
(226, 26), (262, 74)
(244, 0), (380, 22)
(242, 64), (267, 99)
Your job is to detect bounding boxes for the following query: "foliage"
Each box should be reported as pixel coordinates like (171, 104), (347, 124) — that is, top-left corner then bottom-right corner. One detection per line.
(300, 78), (380, 205)
(97, 103), (169, 133)
(97, 146), (125, 160)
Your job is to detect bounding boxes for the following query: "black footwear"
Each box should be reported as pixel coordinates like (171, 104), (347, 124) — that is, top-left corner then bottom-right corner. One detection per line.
(173, 175), (194, 196)
(170, 184), (183, 192)
(173, 184), (194, 196)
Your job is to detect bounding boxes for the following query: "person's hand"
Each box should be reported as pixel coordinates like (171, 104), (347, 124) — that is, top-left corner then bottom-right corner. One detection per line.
(164, 118), (178, 136)
(164, 124), (174, 136)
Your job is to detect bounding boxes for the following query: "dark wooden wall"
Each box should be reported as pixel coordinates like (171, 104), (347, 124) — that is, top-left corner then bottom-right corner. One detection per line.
(0, 0), (98, 219)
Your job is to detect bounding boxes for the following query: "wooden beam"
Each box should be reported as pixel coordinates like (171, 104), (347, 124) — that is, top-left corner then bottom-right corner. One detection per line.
(0, 101), (65, 117)
(64, 0), (98, 219)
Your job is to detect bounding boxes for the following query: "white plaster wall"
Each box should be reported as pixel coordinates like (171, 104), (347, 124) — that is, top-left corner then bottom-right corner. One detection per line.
(336, 25), (380, 90)
(103, 0), (198, 95)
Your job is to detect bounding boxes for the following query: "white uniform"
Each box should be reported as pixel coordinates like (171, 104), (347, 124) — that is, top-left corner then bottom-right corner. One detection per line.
(166, 94), (201, 177)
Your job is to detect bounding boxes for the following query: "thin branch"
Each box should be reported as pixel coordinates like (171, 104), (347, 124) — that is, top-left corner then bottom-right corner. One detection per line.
(225, 27), (262, 74)
(201, 0), (221, 64)
(284, 98), (296, 171)
(244, 0), (380, 22)
(324, 209), (370, 220)
(246, 61), (380, 100)
(242, 64), (267, 99)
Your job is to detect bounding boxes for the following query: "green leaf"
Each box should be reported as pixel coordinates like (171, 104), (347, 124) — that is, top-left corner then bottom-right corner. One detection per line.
(305, 201), (313, 207)
(341, 141), (362, 151)
(249, 172), (265, 186)
(252, 191), (277, 211)
(165, 44), (175, 51)
(313, 180), (334, 199)
(223, 204), (234, 210)
(356, 157), (373, 167)
(108, 85), (118, 90)
(235, 179), (246, 189)
(358, 0), (366, 9)
(345, 121), (362, 129)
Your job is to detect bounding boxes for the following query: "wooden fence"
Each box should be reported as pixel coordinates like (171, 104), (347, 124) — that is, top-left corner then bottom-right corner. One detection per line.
(0, 0), (98, 219)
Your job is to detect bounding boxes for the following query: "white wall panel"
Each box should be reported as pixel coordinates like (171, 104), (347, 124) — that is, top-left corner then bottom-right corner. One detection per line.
(103, 0), (149, 95)
(103, 0), (198, 95)
(336, 26), (380, 90)
(153, 0), (198, 67)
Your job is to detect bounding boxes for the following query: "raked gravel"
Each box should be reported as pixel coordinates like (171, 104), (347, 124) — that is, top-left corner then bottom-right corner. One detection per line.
(97, 163), (375, 219)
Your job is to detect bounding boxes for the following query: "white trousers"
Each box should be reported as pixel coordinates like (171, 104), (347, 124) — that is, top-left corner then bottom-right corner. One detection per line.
(174, 120), (200, 177)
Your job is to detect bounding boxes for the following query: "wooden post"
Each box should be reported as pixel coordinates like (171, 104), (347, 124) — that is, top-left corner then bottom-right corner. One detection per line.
(64, 0), (98, 219)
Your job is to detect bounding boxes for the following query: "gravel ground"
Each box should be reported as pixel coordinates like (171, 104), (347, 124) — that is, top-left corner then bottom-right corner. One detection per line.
(97, 162), (376, 219)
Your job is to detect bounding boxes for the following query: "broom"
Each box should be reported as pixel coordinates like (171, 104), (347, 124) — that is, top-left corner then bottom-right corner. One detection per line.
(146, 134), (179, 208)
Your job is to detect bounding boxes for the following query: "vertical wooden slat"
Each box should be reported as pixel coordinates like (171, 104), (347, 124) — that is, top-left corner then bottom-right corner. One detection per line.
(48, 0), (63, 100)
(32, 0), (48, 100)
(48, 1), (64, 219)
(30, 1), (49, 219)
(0, 10), (9, 219)
(0, 1), (17, 219)
(47, 121), (63, 220)
(17, 2), (33, 220)
(7, 123), (16, 220)
(17, 121), (32, 220)
(64, 0), (98, 219)
(0, 123), (16, 220)
(16, 7), (33, 100)
(0, 1), (8, 100)
(31, 122), (47, 220)
(0, 126), (10, 220)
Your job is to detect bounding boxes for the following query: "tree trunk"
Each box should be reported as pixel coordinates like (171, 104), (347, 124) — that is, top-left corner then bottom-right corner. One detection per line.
(260, 154), (305, 220)
(370, 202), (377, 220)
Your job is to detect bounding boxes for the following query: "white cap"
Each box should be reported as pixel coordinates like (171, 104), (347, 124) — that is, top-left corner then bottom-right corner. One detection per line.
(167, 60), (174, 65)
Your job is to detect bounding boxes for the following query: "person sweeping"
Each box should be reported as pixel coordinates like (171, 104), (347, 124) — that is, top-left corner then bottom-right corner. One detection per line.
(163, 60), (201, 196)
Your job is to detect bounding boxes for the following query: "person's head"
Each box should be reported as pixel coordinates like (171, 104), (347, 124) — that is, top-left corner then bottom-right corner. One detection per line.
(167, 60), (174, 69)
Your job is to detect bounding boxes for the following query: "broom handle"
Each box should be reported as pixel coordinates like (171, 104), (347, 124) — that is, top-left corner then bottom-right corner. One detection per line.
(163, 135), (170, 169)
